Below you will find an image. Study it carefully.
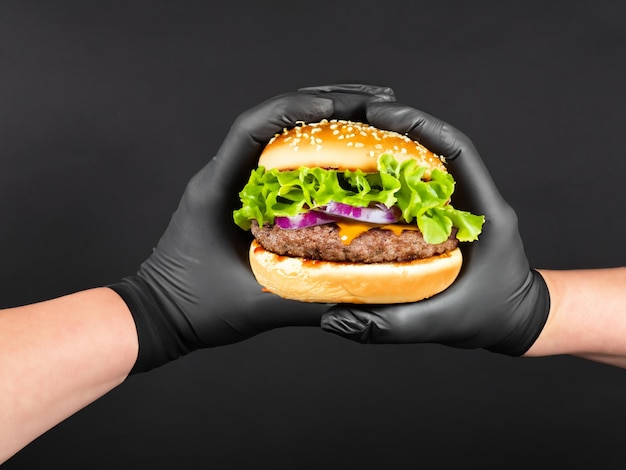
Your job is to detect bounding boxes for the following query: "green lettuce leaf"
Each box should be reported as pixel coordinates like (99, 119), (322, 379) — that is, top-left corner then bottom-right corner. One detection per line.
(233, 154), (485, 244)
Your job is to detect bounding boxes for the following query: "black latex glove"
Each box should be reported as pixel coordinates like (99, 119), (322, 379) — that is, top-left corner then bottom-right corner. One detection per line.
(321, 101), (550, 355)
(110, 84), (395, 373)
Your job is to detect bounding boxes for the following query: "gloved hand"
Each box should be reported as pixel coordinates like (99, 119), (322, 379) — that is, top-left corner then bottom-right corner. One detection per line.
(321, 101), (550, 355)
(110, 84), (396, 373)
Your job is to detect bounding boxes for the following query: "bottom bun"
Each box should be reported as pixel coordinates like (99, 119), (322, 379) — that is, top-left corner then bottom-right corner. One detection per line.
(249, 240), (462, 304)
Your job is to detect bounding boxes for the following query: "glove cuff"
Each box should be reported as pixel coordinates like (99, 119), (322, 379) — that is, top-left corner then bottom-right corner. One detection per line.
(109, 276), (192, 374)
(486, 269), (551, 356)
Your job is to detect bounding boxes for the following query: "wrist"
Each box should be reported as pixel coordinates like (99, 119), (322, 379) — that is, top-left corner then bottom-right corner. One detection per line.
(109, 276), (192, 374)
(524, 267), (626, 359)
(486, 269), (550, 356)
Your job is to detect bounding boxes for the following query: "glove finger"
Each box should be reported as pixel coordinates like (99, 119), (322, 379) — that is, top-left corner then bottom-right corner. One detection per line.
(298, 84), (395, 122)
(320, 306), (385, 343)
(298, 83), (395, 101)
(366, 101), (507, 214)
(321, 304), (419, 344)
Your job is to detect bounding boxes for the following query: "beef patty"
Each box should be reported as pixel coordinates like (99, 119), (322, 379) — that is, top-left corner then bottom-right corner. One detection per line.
(251, 221), (458, 264)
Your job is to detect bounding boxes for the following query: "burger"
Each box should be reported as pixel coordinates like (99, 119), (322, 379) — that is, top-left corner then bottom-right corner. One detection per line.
(233, 119), (484, 304)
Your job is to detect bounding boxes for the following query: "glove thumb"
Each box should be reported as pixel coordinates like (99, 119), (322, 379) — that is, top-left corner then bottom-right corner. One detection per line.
(321, 306), (394, 343)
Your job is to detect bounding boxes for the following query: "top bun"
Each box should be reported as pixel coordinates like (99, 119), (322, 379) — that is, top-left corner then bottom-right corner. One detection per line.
(259, 119), (447, 174)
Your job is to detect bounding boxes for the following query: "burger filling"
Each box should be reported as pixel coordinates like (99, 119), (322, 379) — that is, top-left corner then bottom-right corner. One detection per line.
(234, 154), (484, 261)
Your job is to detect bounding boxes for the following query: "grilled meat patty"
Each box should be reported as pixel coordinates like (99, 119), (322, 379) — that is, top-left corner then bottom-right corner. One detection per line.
(251, 221), (458, 264)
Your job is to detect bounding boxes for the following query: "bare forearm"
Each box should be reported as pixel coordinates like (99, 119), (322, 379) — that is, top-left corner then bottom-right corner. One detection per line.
(525, 267), (626, 366)
(0, 288), (138, 463)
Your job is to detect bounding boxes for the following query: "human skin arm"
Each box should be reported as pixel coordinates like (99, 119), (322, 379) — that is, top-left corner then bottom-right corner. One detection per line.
(0, 288), (137, 463)
(526, 267), (626, 368)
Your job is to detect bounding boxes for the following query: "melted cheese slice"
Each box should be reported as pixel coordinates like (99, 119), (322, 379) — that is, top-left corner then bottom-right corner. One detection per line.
(336, 220), (420, 245)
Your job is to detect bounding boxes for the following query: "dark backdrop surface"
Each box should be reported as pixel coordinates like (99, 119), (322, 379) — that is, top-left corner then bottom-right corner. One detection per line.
(1, 1), (626, 469)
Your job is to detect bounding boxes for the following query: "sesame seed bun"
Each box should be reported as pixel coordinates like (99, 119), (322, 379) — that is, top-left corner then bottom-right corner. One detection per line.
(259, 119), (447, 174)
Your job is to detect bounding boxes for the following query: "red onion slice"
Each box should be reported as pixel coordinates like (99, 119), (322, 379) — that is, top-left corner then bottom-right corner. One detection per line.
(318, 201), (401, 224)
(274, 211), (339, 229)
(274, 202), (401, 229)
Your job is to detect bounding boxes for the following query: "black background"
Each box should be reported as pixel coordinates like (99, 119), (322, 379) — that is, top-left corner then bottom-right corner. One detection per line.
(2, 1), (626, 469)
